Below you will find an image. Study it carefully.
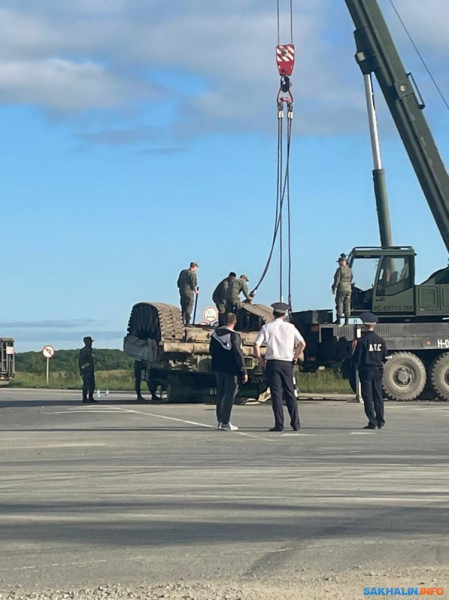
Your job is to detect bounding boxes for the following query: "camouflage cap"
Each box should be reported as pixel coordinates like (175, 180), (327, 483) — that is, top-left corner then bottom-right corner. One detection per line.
(83, 336), (94, 343)
(240, 274), (249, 281)
(190, 262), (199, 268)
(337, 253), (348, 262)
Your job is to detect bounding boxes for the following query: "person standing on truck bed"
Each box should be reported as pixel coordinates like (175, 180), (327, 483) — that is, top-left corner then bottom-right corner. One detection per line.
(225, 274), (253, 313)
(253, 303), (306, 432)
(177, 262), (199, 325)
(352, 311), (388, 430)
(332, 253), (353, 325)
(212, 272), (236, 326)
(209, 312), (248, 431)
(79, 336), (97, 403)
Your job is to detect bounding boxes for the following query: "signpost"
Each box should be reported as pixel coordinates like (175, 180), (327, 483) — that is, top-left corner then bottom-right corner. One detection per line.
(203, 306), (218, 326)
(42, 345), (55, 386)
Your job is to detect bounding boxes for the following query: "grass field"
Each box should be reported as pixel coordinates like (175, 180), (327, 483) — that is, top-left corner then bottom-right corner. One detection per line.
(10, 369), (135, 391)
(9, 368), (352, 394)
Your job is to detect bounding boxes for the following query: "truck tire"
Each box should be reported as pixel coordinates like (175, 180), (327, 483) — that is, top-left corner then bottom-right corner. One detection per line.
(382, 352), (426, 401)
(429, 353), (449, 401)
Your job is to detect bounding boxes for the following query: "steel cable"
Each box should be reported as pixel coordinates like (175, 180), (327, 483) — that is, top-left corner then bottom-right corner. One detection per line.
(389, 0), (449, 112)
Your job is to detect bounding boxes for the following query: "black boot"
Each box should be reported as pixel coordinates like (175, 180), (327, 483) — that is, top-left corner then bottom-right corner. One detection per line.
(344, 316), (349, 325)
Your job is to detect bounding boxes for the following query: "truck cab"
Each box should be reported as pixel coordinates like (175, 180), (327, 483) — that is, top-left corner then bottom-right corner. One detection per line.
(349, 246), (449, 321)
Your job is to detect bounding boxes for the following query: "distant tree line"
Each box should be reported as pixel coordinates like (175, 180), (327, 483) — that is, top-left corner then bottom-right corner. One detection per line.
(15, 349), (134, 374)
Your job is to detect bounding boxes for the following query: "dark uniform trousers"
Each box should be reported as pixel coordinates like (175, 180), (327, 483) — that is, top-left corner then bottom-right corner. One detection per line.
(134, 361), (151, 396)
(82, 371), (95, 401)
(215, 302), (226, 326)
(360, 366), (384, 427)
(215, 372), (239, 425)
(181, 293), (194, 325)
(266, 360), (299, 430)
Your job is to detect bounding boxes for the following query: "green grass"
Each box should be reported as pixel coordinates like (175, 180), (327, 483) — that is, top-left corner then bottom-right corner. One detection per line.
(297, 370), (352, 393)
(10, 369), (135, 391)
(10, 368), (351, 394)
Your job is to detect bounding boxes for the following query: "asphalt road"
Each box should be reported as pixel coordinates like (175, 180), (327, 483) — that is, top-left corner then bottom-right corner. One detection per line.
(0, 388), (448, 593)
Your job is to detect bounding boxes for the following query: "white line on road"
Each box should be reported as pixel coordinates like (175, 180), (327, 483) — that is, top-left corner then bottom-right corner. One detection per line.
(49, 409), (119, 414)
(45, 406), (314, 440)
(108, 407), (283, 441)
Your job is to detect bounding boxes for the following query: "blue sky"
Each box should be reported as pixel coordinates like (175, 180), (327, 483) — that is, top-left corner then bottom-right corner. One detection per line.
(1, 0), (449, 352)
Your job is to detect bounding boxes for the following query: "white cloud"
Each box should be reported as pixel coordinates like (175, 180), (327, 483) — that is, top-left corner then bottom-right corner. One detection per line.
(387, 0), (449, 51)
(0, 58), (153, 111)
(0, 1), (446, 136)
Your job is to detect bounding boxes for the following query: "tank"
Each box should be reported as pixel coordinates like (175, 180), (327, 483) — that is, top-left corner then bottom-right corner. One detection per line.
(123, 302), (273, 402)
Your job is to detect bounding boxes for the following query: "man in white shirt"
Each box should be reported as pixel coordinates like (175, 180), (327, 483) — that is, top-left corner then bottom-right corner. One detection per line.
(254, 302), (306, 432)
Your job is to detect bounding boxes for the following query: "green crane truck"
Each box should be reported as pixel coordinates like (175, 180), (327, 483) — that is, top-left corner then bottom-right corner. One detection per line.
(292, 0), (449, 402)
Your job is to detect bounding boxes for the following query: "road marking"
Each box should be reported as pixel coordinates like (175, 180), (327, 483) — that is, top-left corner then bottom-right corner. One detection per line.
(46, 406), (313, 440)
(112, 406), (217, 428)
(50, 409), (119, 414)
(109, 407), (284, 441)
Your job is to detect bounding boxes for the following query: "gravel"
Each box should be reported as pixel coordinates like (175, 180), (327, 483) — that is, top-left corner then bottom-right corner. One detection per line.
(2, 568), (448, 600)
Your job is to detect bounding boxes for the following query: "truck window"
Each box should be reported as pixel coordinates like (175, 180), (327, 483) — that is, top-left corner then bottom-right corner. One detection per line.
(351, 257), (379, 291)
(376, 256), (412, 296)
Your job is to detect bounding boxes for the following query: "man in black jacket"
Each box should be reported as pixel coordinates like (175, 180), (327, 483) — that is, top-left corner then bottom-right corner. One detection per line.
(352, 312), (388, 429)
(209, 313), (248, 431)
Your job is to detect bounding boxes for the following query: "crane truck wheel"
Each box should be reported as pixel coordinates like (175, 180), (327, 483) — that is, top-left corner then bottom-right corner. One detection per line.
(382, 352), (426, 401)
(429, 353), (449, 401)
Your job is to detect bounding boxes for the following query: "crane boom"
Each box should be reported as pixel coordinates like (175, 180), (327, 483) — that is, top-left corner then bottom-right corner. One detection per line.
(345, 0), (449, 253)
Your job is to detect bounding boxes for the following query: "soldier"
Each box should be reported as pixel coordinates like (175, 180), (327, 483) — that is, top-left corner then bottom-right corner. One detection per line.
(78, 336), (97, 403)
(225, 274), (253, 313)
(352, 311), (388, 430)
(212, 272), (236, 326)
(177, 262), (199, 325)
(332, 253), (353, 325)
(134, 359), (151, 402)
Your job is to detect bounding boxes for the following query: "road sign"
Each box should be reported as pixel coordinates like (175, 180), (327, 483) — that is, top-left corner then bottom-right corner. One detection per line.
(203, 306), (218, 324)
(42, 345), (55, 359)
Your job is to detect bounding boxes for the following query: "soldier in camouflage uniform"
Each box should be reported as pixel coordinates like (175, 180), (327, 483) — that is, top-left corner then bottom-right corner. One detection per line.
(225, 274), (253, 313)
(177, 262), (199, 325)
(332, 253), (353, 325)
(212, 272), (236, 325)
(78, 336), (96, 403)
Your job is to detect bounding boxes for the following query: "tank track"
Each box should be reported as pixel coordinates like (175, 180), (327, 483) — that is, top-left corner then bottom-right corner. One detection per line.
(127, 302), (185, 343)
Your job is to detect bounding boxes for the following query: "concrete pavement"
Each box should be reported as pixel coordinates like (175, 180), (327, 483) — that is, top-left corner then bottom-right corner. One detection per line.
(0, 388), (448, 593)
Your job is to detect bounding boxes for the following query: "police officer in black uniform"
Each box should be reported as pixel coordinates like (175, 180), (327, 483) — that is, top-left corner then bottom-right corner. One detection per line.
(352, 312), (388, 429)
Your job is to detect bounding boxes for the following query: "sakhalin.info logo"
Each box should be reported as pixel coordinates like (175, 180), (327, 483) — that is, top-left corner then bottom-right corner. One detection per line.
(363, 588), (445, 597)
